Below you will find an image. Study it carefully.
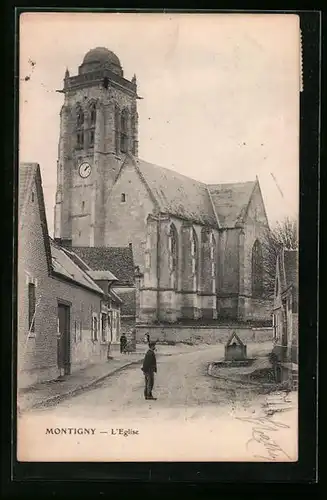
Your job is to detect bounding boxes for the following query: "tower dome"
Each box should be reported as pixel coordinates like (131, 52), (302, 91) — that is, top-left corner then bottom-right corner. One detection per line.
(79, 47), (123, 76)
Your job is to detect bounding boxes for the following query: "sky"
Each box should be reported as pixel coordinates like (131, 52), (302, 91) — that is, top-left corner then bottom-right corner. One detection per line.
(19, 13), (300, 237)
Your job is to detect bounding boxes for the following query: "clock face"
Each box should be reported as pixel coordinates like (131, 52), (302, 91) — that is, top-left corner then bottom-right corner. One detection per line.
(79, 162), (92, 179)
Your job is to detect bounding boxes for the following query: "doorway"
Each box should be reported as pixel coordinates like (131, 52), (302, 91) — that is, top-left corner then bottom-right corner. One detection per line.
(57, 303), (71, 375)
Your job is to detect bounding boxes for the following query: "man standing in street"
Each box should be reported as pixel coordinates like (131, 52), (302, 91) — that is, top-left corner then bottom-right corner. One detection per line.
(141, 342), (157, 400)
(120, 333), (127, 354)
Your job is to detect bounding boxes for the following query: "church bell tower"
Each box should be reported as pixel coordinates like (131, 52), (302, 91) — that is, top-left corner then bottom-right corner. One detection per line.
(54, 47), (139, 247)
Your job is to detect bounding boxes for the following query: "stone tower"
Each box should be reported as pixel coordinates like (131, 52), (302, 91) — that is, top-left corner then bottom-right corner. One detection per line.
(54, 47), (139, 247)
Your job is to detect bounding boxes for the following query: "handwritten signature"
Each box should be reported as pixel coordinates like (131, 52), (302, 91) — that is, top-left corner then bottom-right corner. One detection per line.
(236, 415), (292, 461)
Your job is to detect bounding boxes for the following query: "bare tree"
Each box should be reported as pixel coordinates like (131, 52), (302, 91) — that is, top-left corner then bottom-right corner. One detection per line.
(262, 217), (298, 297)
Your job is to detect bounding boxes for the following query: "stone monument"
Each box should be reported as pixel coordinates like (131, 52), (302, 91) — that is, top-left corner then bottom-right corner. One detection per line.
(225, 331), (247, 361)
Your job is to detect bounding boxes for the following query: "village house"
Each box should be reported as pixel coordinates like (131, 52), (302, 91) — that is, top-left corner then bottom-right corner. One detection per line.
(18, 163), (125, 389)
(69, 244), (137, 342)
(53, 47), (273, 327)
(272, 248), (298, 386)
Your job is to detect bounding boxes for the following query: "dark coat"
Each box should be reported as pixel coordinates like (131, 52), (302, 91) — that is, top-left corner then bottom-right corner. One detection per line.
(120, 335), (127, 345)
(142, 349), (157, 374)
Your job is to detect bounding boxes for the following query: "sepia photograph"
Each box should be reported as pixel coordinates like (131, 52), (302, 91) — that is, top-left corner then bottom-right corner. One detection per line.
(17, 12), (300, 462)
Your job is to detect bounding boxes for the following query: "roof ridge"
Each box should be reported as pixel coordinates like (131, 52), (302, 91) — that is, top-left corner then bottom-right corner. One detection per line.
(19, 164), (38, 228)
(72, 245), (132, 250)
(103, 154), (128, 207)
(62, 246), (93, 271)
(208, 180), (256, 188)
(136, 156), (208, 187)
(130, 156), (161, 211)
(238, 178), (258, 225)
(51, 242), (104, 295)
(206, 185), (221, 228)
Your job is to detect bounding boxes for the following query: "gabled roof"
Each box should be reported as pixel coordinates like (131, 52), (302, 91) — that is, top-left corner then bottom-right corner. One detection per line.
(19, 163), (52, 274)
(87, 270), (118, 281)
(208, 181), (256, 228)
(71, 246), (135, 286)
(51, 240), (104, 295)
(109, 288), (123, 304)
(226, 331), (245, 347)
(19, 163), (37, 217)
(132, 157), (219, 227)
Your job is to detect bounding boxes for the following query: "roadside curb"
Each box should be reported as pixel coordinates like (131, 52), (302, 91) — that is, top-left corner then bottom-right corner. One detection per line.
(207, 362), (280, 390)
(23, 359), (143, 412)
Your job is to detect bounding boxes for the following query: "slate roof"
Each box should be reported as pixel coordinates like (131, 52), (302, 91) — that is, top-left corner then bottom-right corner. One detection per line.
(208, 181), (256, 228)
(133, 157), (218, 227)
(19, 163), (38, 217)
(109, 288), (123, 304)
(19, 163), (52, 274)
(118, 290), (136, 316)
(71, 246), (135, 286)
(51, 241), (104, 295)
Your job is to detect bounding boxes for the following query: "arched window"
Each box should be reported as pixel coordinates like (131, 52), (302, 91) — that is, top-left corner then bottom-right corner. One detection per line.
(87, 102), (96, 148)
(252, 239), (263, 297)
(76, 107), (84, 129)
(90, 102), (96, 127)
(211, 233), (216, 294)
(200, 228), (216, 293)
(76, 131), (84, 149)
(200, 227), (209, 292)
(76, 106), (84, 149)
(169, 224), (178, 290)
(103, 77), (109, 89)
(120, 108), (129, 153)
(191, 228), (199, 291)
(114, 105), (120, 154)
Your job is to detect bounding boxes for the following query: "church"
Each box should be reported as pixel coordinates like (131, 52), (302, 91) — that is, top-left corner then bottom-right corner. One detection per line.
(54, 47), (271, 325)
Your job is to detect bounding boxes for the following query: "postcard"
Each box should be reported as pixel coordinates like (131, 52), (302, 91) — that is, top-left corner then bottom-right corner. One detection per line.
(17, 12), (300, 462)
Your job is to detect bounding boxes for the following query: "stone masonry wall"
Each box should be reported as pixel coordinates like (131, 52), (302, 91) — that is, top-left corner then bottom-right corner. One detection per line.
(105, 158), (156, 270)
(135, 325), (273, 345)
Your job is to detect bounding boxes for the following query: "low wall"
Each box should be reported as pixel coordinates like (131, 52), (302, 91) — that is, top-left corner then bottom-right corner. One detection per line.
(135, 324), (273, 344)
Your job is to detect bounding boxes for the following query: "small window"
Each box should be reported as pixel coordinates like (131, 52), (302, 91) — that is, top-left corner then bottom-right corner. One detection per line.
(92, 314), (98, 341)
(103, 77), (109, 89)
(28, 283), (36, 333)
(81, 201), (85, 211)
(78, 230), (82, 238)
(31, 192), (35, 202)
(74, 320), (82, 342)
(121, 193), (126, 202)
(101, 313), (107, 342)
